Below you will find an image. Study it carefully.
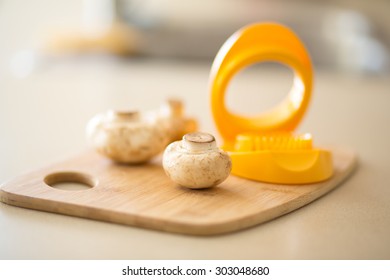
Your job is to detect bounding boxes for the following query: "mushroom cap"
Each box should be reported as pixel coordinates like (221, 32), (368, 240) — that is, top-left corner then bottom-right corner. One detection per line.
(162, 140), (232, 189)
(87, 111), (170, 163)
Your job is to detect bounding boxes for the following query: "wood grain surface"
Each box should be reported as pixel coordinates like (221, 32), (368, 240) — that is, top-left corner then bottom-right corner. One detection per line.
(0, 146), (357, 235)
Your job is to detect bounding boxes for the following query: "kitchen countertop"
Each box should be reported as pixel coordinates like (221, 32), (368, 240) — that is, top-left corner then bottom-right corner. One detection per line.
(1, 57), (390, 259)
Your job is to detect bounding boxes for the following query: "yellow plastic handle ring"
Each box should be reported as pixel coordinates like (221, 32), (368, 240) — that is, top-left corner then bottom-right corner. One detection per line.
(210, 23), (313, 145)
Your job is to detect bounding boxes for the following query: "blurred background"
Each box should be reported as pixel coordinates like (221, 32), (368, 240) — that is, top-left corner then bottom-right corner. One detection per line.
(1, 0), (389, 74)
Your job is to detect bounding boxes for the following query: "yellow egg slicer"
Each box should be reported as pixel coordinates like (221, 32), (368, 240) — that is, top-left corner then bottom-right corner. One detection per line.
(210, 23), (333, 184)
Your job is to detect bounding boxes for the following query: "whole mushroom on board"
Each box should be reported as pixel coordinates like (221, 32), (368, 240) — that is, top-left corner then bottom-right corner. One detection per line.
(86, 99), (197, 164)
(86, 110), (168, 163)
(162, 132), (232, 189)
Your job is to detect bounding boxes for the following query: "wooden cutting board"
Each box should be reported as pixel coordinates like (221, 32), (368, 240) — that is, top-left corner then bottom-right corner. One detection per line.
(0, 146), (356, 235)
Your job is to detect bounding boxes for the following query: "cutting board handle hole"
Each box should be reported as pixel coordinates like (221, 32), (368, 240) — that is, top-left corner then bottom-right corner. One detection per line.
(44, 171), (97, 191)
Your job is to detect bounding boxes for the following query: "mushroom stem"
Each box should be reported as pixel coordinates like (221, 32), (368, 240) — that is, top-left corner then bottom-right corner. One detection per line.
(160, 99), (183, 118)
(182, 132), (217, 152)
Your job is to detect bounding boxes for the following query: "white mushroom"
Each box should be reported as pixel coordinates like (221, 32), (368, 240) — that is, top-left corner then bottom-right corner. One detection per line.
(86, 99), (198, 164)
(86, 110), (170, 163)
(162, 132), (232, 189)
